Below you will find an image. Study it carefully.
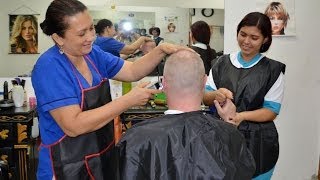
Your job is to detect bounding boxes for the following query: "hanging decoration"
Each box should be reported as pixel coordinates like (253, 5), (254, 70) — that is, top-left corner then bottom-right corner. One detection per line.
(164, 16), (178, 33)
(9, 5), (40, 54)
(256, 0), (296, 36)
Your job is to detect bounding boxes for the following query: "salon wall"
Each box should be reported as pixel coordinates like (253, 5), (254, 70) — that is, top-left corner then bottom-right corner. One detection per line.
(90, 10), (156, 29)
(154, 7), (189, 45)
(85, 0), (224, 9)
(0, 0), (223, 77)
(224, 0), (320, 179)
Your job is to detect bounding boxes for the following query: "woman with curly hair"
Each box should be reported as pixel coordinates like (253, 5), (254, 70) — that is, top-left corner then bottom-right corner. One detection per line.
(10, 15), (38, 53)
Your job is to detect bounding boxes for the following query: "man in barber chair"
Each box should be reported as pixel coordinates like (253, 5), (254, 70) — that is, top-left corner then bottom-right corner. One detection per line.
(117, 50), (256, 180)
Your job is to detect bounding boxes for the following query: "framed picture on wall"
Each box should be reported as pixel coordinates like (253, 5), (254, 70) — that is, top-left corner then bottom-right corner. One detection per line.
(256, 0), (295, 36)
(9, 14), (39, 54)
(164, 16), (178, 33)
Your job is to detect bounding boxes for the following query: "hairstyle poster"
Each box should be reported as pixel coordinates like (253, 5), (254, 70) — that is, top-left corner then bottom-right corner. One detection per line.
(164, 16), (178, 33)
(9, 14), (39, 54)
(256, 0), (295, 36)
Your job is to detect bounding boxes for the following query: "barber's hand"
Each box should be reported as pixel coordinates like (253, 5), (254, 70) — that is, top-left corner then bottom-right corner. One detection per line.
(214, 99), (236, 124)
(158, 43), (195, 55)
(215, 88), (233, 104)
(229, 112), (245, 126)
(126, 81), (162, 106)
(143, 36), (153, 42)
(132, 33), (141, 39)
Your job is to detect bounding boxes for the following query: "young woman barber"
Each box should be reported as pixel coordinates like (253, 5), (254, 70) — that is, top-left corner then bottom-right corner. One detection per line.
(204, 12), (286, 180)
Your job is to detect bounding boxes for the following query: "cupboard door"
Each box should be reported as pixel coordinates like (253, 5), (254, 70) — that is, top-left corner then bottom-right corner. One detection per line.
(0, 123), (15, 147)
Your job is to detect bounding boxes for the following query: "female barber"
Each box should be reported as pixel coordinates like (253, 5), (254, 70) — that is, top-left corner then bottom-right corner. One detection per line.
(204, 12), (286, 180)
(32, 0), (191, 179)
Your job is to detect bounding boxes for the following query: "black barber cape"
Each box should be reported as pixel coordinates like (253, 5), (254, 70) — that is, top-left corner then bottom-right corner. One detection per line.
(117, 111), (255, 180)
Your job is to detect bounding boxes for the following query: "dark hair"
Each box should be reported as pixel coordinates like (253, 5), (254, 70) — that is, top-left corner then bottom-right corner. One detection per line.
(40, 0), (87, 37)
(148, 27), (154, 35)
(141, 28), (147, 34)
(114, 23), (119, 32)
(237, 12), (272, 53)
(152, 27), (161, 35)
(191, 21), (211, 45)
(190, 21), (215, 62)
(95, 19), (113, 35)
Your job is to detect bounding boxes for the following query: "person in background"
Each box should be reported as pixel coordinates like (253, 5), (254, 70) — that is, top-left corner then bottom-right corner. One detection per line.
(148, 27), (154, 36)
(10, 15), (38, 53)
(140, 28), (148, 36)
(203, 12), (286, 180)
(132, 28), (141, 36)
(264, 1), (290, 35)
(151, 27), (164, 46)
(118, 49), (256, 180)
(167, 22), (176, 32)
(32, 0), (191, 179)
(130, 41), (163, 76)
(94, 19), (152, 57)
(132, 40), (156, 58)
(116, 20), (140, 45)
(190, 20), (217, 75)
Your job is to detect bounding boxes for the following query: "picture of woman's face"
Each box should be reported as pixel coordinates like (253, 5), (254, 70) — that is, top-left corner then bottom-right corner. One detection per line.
(268, 14), (285, 35)
(168, 23), (176, 32)
(168, 26), (175, 32)
(21, 20), (35, 41)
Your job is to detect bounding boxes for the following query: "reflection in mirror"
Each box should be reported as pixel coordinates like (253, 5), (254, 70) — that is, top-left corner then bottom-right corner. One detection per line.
(90, 9), (155, 44)
(90, 10), (155, 34)
(191, 8), (224, 53)
(89, 6), (224, 51)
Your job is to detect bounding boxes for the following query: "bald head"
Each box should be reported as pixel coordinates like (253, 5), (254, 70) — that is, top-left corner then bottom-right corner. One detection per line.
(164, 50), (205, 94)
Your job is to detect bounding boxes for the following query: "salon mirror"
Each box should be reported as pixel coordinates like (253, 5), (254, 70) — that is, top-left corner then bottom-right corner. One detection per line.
(88, 6), (224, 52)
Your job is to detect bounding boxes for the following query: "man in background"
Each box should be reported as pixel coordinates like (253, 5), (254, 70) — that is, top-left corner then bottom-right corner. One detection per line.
(94, 19), (152, 57)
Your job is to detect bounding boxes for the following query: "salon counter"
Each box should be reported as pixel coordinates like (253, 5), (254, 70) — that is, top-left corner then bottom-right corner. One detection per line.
(121, 104), (210, 128)
(0, 105), (37, 180)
